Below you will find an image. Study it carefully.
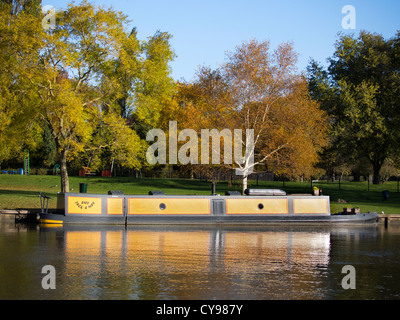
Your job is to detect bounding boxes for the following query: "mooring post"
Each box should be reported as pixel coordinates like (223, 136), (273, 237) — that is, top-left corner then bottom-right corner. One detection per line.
(384, 216), (389, 229)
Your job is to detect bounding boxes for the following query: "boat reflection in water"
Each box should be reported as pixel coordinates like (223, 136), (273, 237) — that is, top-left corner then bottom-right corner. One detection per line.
(36, 223), (382, 300)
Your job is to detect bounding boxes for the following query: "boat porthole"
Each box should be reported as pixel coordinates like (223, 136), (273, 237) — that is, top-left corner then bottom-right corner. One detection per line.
(159, 203), (166, 210)
(258, 203), (264, 210)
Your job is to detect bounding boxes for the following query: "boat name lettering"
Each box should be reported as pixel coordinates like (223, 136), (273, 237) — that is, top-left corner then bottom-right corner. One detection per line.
(74, 200), (96, 210)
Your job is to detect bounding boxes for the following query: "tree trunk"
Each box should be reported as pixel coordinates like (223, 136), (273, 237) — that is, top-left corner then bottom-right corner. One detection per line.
(372, 163), (382, 185)
(60, 149), (69, 193)
(242, 175), (248, 195)
(353, 171), (361, 182)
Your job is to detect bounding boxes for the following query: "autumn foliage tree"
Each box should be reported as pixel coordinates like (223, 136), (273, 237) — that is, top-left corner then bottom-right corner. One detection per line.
(170, 40), (329, 192)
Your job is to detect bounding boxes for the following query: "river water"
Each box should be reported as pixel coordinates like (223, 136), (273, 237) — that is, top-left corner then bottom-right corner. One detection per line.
(0, 214), (399, 300)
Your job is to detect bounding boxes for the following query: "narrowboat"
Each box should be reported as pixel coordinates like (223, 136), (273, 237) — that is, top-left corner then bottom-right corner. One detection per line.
(38, 189), (379, 225)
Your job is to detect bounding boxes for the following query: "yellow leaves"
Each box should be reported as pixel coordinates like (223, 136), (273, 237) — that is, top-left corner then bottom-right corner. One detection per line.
(32, 1), (147, 164)
(165, 40), (329, 180)
(93, 112), (146, 169)
(0, 5), (45, 161)
(58, 86), (93, 141)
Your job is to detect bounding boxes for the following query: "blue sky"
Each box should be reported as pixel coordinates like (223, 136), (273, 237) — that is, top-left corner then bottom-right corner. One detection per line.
(46, 0), (400, 81)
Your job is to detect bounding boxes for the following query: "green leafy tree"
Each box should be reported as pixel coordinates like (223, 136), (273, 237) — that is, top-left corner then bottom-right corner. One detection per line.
(133, 30), (176, 127)
(0, 0), (43, 161)
(31, 1), (144, 192)
(308, 31), (400, 184)
(0, 0), (177, 193)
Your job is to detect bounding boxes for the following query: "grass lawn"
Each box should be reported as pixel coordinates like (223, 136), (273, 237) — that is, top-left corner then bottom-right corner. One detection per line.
(0, 174), (399, 214)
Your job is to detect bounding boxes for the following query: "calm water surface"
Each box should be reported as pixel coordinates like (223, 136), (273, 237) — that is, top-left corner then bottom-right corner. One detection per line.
(1, 215), (400, 300)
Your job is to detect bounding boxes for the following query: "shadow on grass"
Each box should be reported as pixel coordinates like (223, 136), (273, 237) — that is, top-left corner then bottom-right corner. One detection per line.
(0, 189), (58, 197)
(82, 177), (216, 194)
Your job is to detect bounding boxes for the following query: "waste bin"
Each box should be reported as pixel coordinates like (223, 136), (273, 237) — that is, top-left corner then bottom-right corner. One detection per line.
(383, 190), (389, 200)
(79, 183), (88, 193)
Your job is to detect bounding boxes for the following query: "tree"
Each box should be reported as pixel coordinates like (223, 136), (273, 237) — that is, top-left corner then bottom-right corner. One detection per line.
(308, 31), (400, 184)
(133, 30), (176, 127)
(1, 1), (176, 192)
(88, 111), (146, 173)
(163, 78), (234, 185)
(169, 40), (329, 193)
(8, 0), (173, 193)
(29, 1), (144, 193)
(0, 0), (43, 161)
(1, 0), (41, 16)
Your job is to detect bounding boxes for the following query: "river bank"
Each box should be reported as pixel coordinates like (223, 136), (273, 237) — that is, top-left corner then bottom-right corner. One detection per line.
(0, 175), (399, 214)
